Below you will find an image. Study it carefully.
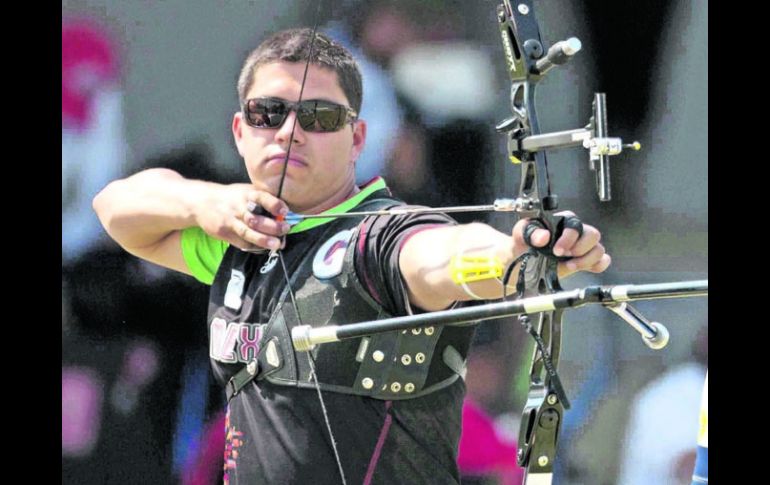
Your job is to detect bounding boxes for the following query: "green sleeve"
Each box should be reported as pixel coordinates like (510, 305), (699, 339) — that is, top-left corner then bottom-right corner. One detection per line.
(180, 227), (229, 285)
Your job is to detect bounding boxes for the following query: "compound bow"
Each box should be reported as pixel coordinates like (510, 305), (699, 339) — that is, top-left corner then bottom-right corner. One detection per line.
(256, 1), (708, 484)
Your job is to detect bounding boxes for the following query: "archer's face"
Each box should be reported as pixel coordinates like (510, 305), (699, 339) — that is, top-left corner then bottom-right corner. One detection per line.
(232, 61), (366, 213)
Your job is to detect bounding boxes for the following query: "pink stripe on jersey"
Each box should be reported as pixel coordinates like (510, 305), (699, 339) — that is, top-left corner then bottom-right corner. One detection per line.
(363, 401), (393, 485)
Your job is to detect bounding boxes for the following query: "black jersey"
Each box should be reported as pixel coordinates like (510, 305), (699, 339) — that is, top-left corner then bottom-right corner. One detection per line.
(183, 180), (477, 484)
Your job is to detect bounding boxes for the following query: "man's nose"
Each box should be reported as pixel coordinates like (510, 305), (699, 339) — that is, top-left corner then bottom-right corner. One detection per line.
(275, 110), (305, 145)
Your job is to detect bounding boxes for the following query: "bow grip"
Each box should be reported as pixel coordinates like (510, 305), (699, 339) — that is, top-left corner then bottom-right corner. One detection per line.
(523, 216), (584, 261)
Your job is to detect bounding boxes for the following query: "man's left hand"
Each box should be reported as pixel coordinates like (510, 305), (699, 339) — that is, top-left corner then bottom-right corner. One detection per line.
(511, 211), (611, 278)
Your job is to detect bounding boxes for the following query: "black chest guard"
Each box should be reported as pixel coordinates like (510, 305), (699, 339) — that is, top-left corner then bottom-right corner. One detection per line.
(209, 197), (477, 401)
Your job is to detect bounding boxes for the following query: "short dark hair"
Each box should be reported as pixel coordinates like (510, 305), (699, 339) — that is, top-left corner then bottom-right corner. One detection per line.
(237, 28), (363, 114)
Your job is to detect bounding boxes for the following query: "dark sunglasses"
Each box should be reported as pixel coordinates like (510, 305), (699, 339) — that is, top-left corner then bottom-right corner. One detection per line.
(242, 97), (358, 133)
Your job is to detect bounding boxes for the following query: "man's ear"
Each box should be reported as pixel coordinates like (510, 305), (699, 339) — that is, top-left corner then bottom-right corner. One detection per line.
(232, 112), (246, 157)
(350, 119), (367, 164)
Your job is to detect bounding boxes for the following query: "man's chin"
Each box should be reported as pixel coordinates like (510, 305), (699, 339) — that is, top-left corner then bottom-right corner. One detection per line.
(249, 182), (298, 208)
(247, 174), (282, 195)
(279, 190), (307, 211)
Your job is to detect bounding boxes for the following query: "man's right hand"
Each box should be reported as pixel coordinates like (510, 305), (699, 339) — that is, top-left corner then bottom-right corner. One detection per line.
(196, 184), (290, 252)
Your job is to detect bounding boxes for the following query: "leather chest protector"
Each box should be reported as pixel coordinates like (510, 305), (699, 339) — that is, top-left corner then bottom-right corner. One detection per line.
(217, 198), (477, 401)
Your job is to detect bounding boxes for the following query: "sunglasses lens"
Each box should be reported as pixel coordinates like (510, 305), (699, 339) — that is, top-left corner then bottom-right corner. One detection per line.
(245, 98), (288, 128)
(314, 104), (345, 132)
(296, 101), (345, 132)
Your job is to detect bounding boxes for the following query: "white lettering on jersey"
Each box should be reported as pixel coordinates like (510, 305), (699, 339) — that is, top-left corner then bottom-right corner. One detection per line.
(224, 269), (245, 311)
(239, 324), (262, 362)
(210, 318), (266, 364)
(313, 229), (354, 279)
(209, 318), (239, 363)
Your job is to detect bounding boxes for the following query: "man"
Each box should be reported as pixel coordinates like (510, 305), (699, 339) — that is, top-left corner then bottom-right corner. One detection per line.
(94, 28), (610, 485)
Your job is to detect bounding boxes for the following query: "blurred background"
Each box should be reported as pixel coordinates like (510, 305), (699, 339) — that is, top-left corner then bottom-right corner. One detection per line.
(61, 1), (707, 484)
